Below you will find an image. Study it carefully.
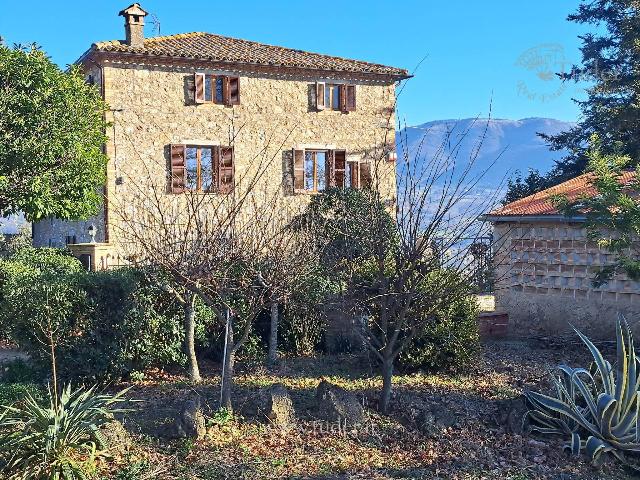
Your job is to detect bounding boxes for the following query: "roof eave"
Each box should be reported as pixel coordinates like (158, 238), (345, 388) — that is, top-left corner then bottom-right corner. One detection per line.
(480, 214), (587, 223)
(88, 49), (410, 81)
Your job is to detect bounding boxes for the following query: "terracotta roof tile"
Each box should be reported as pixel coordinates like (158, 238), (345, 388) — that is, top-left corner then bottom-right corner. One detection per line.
(488, 170), (637, 217)
(92, 32), (410, 78)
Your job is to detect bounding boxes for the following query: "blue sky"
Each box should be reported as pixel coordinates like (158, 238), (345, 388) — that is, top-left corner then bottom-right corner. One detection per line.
(0, 0), (588, 126)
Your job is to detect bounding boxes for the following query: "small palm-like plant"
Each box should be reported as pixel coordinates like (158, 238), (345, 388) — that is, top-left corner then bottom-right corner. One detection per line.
(0, 384), (129, 480)
(526, 317), (640, 467)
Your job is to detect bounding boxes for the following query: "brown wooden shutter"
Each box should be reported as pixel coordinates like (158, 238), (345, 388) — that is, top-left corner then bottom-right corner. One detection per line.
(327, 150), (335, 187)
(334, 150), (346, 188)
(228, 77), (240, 105)
(194, 73), (206, 104)
(170, 144), (186, 193)
(222, 76), (231, 106)
(219, 146), (234, 193)
(360, 162), (372, 189)
(316, 82), (326, 110)
(348, 161), (360, 189)
(345, 85), (356, 112)
(212, 145), (220, 192)
(293, 149), (305, 192)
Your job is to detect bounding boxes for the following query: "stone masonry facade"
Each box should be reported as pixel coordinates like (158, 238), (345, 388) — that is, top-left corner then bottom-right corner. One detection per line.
(32, 8), (404, 264)
(492, 221), (640, 339)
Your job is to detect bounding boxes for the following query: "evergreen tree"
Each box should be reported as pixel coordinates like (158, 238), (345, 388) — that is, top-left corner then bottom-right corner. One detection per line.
(506, 1), (640, 201)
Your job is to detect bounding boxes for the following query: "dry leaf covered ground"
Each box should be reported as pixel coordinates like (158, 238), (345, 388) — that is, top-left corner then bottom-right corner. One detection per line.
(103, 340), (634, 480)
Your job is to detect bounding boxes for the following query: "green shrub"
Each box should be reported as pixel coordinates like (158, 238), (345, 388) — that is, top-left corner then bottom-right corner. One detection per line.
(280, 269), (335, 355)
(525, 318), (640, 469)
(0, 359), (44, 384)
(0, 384), (129, 479)
(63, 268), (185, 380)
(397, 293), (480, 373)
(0, 383), (43, 407)
(0, 248), (186, 381)
(0, 247), (88, 378)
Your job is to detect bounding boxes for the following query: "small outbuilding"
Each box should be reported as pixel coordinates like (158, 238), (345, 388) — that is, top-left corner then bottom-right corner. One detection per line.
(482, 171), (640, 339)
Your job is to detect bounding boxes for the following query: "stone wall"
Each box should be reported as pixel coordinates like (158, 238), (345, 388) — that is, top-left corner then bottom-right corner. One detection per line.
(33, 60), (397, 250)
(492, 221), (640, 339)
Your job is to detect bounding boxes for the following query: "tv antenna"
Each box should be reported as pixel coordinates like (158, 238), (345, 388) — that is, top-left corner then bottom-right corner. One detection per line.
(149, 13), (161, 37)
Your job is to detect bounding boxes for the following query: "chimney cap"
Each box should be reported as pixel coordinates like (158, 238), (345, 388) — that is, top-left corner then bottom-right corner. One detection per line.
(118, 3), (148, 19)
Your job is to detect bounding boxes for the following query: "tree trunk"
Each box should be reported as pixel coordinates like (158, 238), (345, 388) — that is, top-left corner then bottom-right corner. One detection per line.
(221, 316), (235, 410)
(267, 301), (279, 365)
(184, 293), (201, 383)
(379, 357), (394, 414)
(49, 338), (58, 410)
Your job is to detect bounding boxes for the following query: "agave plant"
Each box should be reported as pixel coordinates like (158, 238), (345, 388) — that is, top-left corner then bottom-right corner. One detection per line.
(525, 317), (640, 467)
(0, 383), (130, 480)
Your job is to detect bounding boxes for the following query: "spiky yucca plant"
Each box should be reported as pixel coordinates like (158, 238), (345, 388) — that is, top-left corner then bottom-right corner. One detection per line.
(526, 317), (640, 467)
(0, 384), (129, 480)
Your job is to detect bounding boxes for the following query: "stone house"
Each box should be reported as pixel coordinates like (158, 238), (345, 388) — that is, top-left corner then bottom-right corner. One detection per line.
(484, 171), (640, 339)
(33, 3), (409, 270)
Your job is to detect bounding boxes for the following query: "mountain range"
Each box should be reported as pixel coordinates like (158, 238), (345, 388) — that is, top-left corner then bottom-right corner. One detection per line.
(396, 117), (574, 188)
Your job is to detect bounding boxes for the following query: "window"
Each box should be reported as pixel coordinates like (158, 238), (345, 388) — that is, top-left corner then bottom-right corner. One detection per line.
(316, 83), (357, 112)
(195, 73), (240, 106)
(325, 84), (341, 111)
(292, 148), (371, 193)
(185, 146), (214, 191)
(170, 144), (234, 194)
(303, 151), (327, 192)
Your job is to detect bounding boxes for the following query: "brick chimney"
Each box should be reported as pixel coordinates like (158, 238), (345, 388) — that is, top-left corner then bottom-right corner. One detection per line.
(118, 3), (148, 48)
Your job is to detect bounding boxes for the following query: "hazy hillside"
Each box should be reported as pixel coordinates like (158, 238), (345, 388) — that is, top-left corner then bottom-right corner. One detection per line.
(397, 117), (574, 188)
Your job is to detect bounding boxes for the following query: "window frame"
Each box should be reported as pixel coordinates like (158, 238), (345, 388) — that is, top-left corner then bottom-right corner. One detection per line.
(315, 82), (356, 112)
(292, 148), (371, 194)
(184, 145), (215, 193)
(303, 150), (328, 193)
(324, 84), (341, 111)
(195, 73), (240, 106)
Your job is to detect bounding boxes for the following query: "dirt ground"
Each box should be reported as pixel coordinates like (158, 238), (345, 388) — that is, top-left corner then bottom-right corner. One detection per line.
(99, 339), (636, 480)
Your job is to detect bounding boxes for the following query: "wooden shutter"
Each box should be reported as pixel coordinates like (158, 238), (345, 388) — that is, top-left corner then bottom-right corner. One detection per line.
(293, 149), (305, 192)
(170, 144), (186, 193)
(327, 150), (335, 187)
(360, 162), (372, 189)
(194, 73), (206, 104)
(228, 77), (240, 105)
(316, 82), (326, 110)
(222, 76), (231, 106)
(333, 150), (346, 188)
(345, 85), (356, 112)
(218, 146), (234, 193)
(348, 161), (360, 189)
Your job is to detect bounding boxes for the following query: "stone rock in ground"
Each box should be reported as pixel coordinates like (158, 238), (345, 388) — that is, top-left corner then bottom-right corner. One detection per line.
(315, 380), (364, 425)
(401, 396), (458, 436)
(164, 397), (206, 439)
(97, 418), (130, 454)
(256, 383), (295, 427)
(494, 395), (529, 434)
(416, 406), (457, 435)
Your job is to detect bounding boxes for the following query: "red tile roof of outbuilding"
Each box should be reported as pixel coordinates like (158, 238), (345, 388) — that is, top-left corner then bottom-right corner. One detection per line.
(488, 170), (637, 217)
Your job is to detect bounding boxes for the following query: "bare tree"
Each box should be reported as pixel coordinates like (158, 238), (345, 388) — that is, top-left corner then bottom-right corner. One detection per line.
(301, 118), (503, 413)
(110, 116), (315, 405)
